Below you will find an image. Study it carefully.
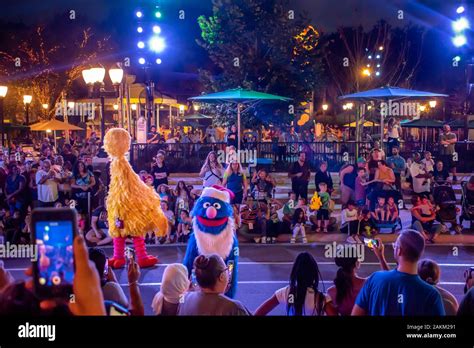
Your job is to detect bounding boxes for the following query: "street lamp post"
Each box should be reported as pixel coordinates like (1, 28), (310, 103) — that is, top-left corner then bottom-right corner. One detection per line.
(0, 85), (7, 146)
(23, 95), (32, 138)
(82, 65), (124, 142)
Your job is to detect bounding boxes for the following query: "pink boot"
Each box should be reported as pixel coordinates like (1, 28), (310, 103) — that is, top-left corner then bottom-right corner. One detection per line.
(109, 237), (126, 269)
(133, 237), (158, 268)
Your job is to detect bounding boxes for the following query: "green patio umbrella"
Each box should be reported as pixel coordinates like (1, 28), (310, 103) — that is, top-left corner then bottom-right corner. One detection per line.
(400, 119), (444, 128)
(180, 113), (212, 120)
(189, 88), (291, 150)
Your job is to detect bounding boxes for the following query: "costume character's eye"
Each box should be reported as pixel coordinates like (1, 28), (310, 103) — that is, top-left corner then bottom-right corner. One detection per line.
(203, 202), (211, 208)
(213, 203), (221, 209)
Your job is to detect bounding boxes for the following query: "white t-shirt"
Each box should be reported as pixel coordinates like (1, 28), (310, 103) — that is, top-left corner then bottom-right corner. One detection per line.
(388, 124), (400, 139)
(274, 285), (331, 316)
(36, 169), (58, 203)
(342, 208), (358, 224)
(421, 158), (434, 173)
(409, 162), (430, 193)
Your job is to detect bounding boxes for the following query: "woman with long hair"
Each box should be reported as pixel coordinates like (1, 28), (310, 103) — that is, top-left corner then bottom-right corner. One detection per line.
(387, 118), (401, 154)
(173, 180), (192, 218)
(254, 252), (337, 316)
(222, 161), (248, 227)
(199, 151), (224, 188)
(327, 257), (366, 316)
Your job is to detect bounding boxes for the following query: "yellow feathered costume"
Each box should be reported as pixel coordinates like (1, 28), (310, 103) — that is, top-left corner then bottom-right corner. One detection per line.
(104, 128), (167, 268)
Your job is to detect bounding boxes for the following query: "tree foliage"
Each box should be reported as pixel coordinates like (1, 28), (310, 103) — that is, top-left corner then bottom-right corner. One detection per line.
(0, 13), (113, 124)
(196, 0), (324, 128)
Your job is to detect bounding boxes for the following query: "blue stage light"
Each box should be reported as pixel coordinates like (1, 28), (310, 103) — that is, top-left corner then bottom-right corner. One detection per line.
(136, 11), (143, 18)
(137, 41), (145, 49)
(149, 36), (165, 53)
(453, 17), (469, 32)
(139, 58), (146, 65)
(453, 35), (467, 47)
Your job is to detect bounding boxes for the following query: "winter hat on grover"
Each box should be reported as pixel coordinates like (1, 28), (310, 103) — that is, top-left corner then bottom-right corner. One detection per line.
(200, 185), (235, 204)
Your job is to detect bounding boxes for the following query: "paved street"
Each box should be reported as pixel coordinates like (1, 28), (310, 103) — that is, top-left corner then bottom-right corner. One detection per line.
(3, 243), (473, 315)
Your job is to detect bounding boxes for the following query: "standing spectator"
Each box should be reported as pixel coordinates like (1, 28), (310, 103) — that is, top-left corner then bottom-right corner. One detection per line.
(151, 264), (190, 316)
(226, 125), (238, 149)
(314, 161), (333, 195)
(36, 159), (59, 207)
(418, 259), (459, 315)
(386, 146), (406, 192)
(255, 252), (337, 316)
(352, 230), (445, 316)
(4, 163), (26, 215)
(421, 151), (435, 174)
(151, 151), (169, 190)
(288, 151), (311, 200)
(199, 151), (224, 188)
(177, 254), (250, 316)
(315, 182), (331, 233)
(409, 153), (431, 196)
(439, 124), (458, 182)
(386, 118), (401, 154)
(61, 144), (77, 167)
(354, 167), (367, 207)
(71, 160), (96, 214)
(205, 125), (217, 143)
(223, 161), (248, 207)
(339, 158), (367, 205)
(147, 125), (160, 144)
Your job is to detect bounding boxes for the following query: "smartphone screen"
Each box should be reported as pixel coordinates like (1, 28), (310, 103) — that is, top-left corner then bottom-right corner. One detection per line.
(32, 208), (76, 299)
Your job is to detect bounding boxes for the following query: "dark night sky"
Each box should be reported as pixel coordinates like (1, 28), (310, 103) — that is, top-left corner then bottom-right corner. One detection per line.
(0, 0), (464, 96)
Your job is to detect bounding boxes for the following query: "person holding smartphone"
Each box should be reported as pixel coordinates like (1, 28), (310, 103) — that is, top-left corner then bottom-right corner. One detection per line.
(36, 159), (60, 208)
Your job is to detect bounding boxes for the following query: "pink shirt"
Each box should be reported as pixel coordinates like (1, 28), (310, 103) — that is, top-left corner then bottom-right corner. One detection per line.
(327, 279), (365, 316)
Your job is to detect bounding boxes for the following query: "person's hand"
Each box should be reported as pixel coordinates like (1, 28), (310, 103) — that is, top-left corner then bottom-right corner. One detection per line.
(0, 261), (14, 292)
(372, 238), (385, 260)
(69, 235), (106, 315)
(296, 172), (303, 177)
(127, 256), (140, 284)
(94, 230), (102, 239)
(106, 265), (118, 283)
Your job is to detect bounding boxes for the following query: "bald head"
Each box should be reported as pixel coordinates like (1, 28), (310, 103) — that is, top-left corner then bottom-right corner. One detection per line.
(397, 229), (425, 263)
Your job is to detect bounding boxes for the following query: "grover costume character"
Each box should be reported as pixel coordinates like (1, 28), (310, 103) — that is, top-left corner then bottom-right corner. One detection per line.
(183, 185), (239, 298)
(104, 128), (167, 269)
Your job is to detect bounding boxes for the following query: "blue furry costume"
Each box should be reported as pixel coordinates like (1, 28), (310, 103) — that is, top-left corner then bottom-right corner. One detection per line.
(183, 186), (239, 298)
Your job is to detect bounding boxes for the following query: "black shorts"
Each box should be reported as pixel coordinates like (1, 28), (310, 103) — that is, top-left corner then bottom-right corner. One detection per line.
(232, 191), (243, 205)
(317, 209), (329, 220)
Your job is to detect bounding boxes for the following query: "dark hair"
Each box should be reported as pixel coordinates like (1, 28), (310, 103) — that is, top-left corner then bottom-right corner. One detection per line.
(333, 257), (358, 305)
(357, 167), (366, 172)
(398, 230), (425, 263)
(411, 194), (420, 206)
(287, 252), (324, 316)
(418, 259), (440, 285)
(288, 191), (296, 197)
(292, 208), (305, 224)
(298, 151), (306, 157)
(180, 210), (189, 216)
(378, 160), (387, 167)
(73, 160), (87, 177)
(346, 200), (356, 207)
(193, 254), (226, 290)
(89, 248), (107, 285)
(0, 281), (41, 315)
(361, 208), (370, 216)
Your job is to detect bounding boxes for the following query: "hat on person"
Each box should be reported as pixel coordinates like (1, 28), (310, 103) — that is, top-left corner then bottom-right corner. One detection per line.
(357, 157), (366, 163)
(151, 263), (190, 315)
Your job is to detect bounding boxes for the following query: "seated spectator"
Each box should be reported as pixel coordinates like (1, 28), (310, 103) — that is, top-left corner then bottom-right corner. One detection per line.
(386, 196), (398, 222)
(152, 263), (190, 316)
(359, 208), (378, 238)
(160, 200), (175, 244)
(238, 196), (267, 243)
(291, 206), (308, 244)
(139, 170), (154, 187)
(410, 195), (442, 243)
(89, 248), (129, 308)
(386, 146), (406, 192)
(371, 195), (387, 222)
(85, 204), (112, 246)
(177, 254), (250, 316)
(255, 252), (336, 316)
(373, 160), (395, 190)
(281, 191), (296, 235)
(157, 184), (172, 202)
(314, 161), (333, 195)
(266, 199), (282, 244)
(410, 153), (431, 196)
(341, 200), (361, 243)
(418, 259), (459, 315)
(465, 175), (474, 204)
(352, 230), (445, 316)
(432, 160), (449, 185)
(251, 169), (275, 201)
(176, 210), (192, 243)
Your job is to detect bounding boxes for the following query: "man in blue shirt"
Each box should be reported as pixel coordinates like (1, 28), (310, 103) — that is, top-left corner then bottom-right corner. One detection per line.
(352, 229), (445, 316)
(386, 146), (406, 192)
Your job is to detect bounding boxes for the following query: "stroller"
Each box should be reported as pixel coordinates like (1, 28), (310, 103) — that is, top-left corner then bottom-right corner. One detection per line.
(368, 188), (403, 233)
(432, 183), (462, 233)
(460, 181), (474, 230)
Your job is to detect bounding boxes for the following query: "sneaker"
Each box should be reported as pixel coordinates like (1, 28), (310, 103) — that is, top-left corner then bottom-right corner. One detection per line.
(346, 236), (356, 244)
(261, 237), (267, 244)
(302, 237), (308, 243)
(290, 238), (296, 244)
(254, 237), (261, 243)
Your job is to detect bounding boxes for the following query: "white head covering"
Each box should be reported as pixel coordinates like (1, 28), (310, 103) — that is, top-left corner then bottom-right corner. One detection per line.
(151, 263), (190, 315)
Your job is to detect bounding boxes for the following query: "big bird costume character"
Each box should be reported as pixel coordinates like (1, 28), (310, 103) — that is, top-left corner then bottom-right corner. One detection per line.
(104, 128), (167, 268)
(183, 185), (239, 298)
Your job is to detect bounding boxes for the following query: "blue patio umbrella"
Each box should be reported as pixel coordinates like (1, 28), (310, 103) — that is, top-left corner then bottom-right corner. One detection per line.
(189, 88), (291, 150)
(339, 86), (449, 155)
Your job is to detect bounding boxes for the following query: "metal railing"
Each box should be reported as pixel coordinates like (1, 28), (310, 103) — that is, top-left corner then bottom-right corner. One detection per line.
(130, 141), (474, 173)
